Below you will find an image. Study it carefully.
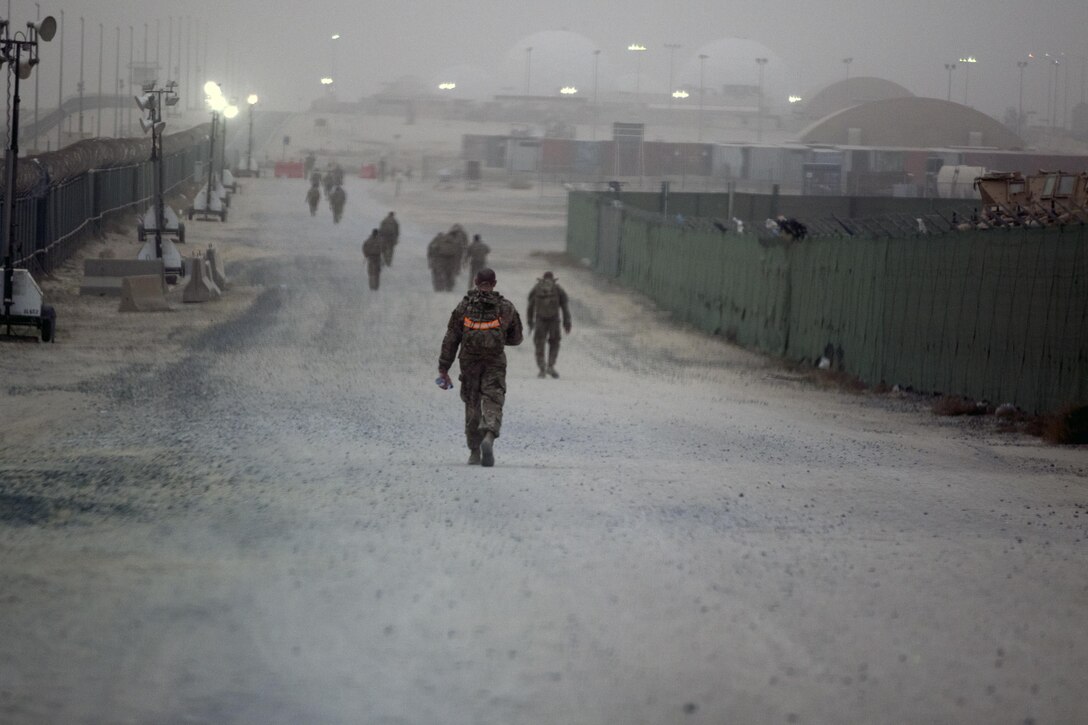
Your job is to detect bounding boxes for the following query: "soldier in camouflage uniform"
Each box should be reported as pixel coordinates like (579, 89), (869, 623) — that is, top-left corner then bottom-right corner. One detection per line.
(427, 232), (461, 291)
(438, 268), (524, 466)
(464, 234), (490, 289)
(526, 271), (572, 378)
(379, 211), (399, 266)
(361, 228), (384, 290)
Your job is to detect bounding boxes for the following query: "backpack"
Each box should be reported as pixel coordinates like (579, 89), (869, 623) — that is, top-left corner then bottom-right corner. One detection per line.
(461, 292), (505, 356)
(533, 278), (560, 319)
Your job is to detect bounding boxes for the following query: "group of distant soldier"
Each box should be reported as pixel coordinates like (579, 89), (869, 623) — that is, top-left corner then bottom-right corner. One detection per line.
(426, 224), (490, 292)
(305, 162), (347, 223)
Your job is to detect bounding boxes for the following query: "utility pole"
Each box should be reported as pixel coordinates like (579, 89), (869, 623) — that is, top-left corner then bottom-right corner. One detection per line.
(78, 16), (84, 138)
(665, 43), (681, 108)
(55, 9), (63, 149)
(97, 23), (102, 137)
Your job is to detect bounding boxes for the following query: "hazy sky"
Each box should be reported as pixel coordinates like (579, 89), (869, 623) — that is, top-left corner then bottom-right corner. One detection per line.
(16, 0), (1088, 121)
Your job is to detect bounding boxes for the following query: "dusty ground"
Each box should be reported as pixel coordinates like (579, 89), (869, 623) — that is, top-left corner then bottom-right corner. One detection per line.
(0, 173), (1086, 725)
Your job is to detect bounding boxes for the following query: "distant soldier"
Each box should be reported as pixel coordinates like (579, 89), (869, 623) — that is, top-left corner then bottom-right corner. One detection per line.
(332, 163), (345, 187)
(464, 234), (490, 286)
(305, 183), (321, 216)
(526, 271), (572, 378)
(329, 184), (346, 224)
(322, 169), (335, 197)
(428, 232), (462, 291)
(438, 268), (524, 467)
(310, 170), (322, 188)
(362, 228), (384, 290)
(304, 152), (316, 180)
(379, 211), (400, 266)
(447, 223), (469, 267)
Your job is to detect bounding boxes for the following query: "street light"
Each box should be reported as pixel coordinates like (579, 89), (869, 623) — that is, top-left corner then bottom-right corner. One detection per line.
(525, 46), (532, 95)
(1017, 60), (1029, 138)
(1, 13), (57, 333)
(628, 44), (647, 100)
(944, 63), (956, 102)
(843, 57), (853, 81)
(330, 32), (340, 86)
(698, 53), (708, 143)
(958, 56), (976, 105)
(245, 93), (258, 176)
(755, 57), (768, 142)
(592, 49), (601, 141)
(665, 43), (681, 108)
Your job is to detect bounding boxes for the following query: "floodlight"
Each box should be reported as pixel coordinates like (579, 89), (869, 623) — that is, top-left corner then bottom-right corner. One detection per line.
(224, 105), (239, 119)
(203, 80), (221, 98)
(165, 96), (179, 106)
(140, 117), (155, 133)
(17, 61), (32, 79)
(36, 16), (57, 42)
(134, 93), (155, 111)
(208, 94), (226, 112)
(247, 94), (258, 105)
(142, 81), (157, 93)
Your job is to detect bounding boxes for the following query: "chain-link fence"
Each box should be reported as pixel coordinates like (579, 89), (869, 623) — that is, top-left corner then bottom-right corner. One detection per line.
(1, 124), (210, 274)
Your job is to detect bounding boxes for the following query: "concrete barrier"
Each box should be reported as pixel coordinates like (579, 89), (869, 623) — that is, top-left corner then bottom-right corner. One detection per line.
(206, 245), (229, 290)
(118, 275), (172, 312)
(81, 258), (164, 297)
(183, 254), (221, 303)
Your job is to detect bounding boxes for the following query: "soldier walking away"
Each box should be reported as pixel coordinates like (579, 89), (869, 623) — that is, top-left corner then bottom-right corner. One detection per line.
(438, 268), (524, 467)
(427, 231), (462, 291)
(329, 184), (346, 224)
(304, 151), (316, 181)
(527, 271), (572, 378)
(447, 223), (469, 267)
(306, 183), (321, 216)
(464, 234), (490, 288)
(362, 228), (384, 290)
(379, 211), (400, 266)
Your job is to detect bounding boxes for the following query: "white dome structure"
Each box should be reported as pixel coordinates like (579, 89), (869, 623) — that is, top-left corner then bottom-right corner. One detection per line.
(676, 38), (794, 111)
(502, 30), (603, 97)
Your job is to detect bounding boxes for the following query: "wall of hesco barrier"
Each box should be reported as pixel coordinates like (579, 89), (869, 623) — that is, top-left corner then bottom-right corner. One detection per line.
(567, 192), (1088, 414)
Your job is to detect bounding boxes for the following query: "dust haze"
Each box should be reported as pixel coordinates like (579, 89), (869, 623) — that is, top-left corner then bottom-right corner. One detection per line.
(17, 0), (1088, 122)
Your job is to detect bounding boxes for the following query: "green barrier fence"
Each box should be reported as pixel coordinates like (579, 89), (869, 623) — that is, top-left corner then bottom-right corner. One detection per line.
(568, 192), (1088, 414)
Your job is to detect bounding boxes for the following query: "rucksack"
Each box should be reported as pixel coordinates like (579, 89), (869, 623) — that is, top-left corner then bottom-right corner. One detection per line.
(461, 292), (505, 356)
(533, 278), (560, 319)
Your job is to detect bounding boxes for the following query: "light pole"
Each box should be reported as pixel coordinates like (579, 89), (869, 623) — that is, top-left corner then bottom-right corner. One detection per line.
(114, 26), (119, 136)
(97, 23), (102, 136)
(1017, 60), (1029, 138)
(698, 53), (708, 143)
(245, 93), (258, 175)
(55, 9), (62, 149)
(134, 81), (178, 260)
(843, 56), (853, 81)
(665, 42), (681, 108)
(77, 16), (84, 138)
(592, 49), (600, 141)
(525, 46), (532, 95)
(944, 62), (956, 102)
(755, 57), (768, 142)
(958, 56), (976, 105)
(33, 2), (40, 148)
(2, 13), (57, 324)
(628, 44), (646, 101)
(330, 33), (340, 89)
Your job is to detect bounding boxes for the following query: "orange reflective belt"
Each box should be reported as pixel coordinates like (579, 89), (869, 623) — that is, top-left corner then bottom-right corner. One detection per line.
(463, 317), (501, 330)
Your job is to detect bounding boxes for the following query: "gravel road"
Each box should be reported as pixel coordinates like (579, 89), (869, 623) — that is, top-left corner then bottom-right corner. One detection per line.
(1, 175), (1085, 725)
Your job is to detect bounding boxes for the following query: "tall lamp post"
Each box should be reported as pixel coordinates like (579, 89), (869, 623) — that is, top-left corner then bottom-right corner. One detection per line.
(1, 13), (57, 330)
(524, 46), (532, 95)
(330, 33), (339, 90)
(842, 56), (853, 81)
(755, 57), (768, 142)
(698, 53), (708, 143)
(628, 43), (647, 101)
(592, 49), (600, 141)
(245, 93), (258, 176)
(958, 56), (976, 105)
(665, 42), (681, 108)
(944, 62), (956, 102)
(134, 80), (179, 261)
(1017, 60), (1029, 138)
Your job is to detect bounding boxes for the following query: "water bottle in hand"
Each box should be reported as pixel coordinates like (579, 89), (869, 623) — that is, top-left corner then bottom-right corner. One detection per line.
(435, 375), (453, 390)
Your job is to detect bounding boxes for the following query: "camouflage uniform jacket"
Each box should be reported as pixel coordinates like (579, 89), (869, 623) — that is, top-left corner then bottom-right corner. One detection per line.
(439, 290), (523, 371)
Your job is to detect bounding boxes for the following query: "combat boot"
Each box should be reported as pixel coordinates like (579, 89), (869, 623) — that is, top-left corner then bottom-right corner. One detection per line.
(468, 448), (481, 465)
(538, 368), (546, 378)
(547, 366), (559, 378)
(480, 432), (495, 467)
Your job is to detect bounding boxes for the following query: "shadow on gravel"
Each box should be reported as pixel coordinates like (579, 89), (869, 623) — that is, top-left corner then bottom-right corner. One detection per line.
(0, 491), (138, 527)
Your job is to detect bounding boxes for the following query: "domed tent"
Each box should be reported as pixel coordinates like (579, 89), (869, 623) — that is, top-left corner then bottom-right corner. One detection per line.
(501, 30), (603, 97)
(799, 97), (1024, 149)
(804, 77), (914, 121)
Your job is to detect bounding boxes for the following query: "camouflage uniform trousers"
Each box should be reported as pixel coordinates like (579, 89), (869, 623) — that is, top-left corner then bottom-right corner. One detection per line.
(458, 355), (507, 449)
(366, 257), (381, 290)
(533, 317), (562, 370)
(380, 236), (397, 266)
